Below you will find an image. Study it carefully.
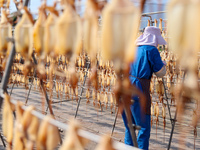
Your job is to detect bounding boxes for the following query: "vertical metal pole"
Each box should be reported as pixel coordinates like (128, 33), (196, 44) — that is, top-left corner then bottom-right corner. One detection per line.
(111, 107), (119, 136)
(167, 109), (177, 150)
(46, 56), (62, 111)
(123, 106), (138, 147)
(31, 53), (55, 116)
(167, 72), (185, 149)
(0, 44), (16, 148)
(75, 62), (90, 118)
(9, 82), (16, 96)
(0, 44), (16, 109)
(39, 79), (63, 145)
(162, 77), (172, 124)
(32, 54), (62, 144)
(0, 0), (30, 147)
(40, 79), (54, 116)
(25, 70), (36, 104)
(0, 133), (6, 147)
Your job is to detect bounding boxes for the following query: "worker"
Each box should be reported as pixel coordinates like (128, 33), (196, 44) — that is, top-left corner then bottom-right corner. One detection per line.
(122, 26), (167, 149)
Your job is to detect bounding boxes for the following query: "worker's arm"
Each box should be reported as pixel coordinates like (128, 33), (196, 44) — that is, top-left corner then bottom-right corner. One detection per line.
(155, 65), (166, 77)
(148, 47), (166, 77)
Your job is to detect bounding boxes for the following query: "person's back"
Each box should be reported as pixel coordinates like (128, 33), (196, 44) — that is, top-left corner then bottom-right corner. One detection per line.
(130, 45), (164, 80)
(122, 26), (166, 150)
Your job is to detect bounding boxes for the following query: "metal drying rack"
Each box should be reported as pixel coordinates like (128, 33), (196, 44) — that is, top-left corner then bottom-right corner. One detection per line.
(5, 96), (140, 150)
(0, 0), (139, 148)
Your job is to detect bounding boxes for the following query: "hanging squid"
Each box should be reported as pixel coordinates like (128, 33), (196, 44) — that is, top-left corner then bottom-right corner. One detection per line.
(101, 0), (140, 74)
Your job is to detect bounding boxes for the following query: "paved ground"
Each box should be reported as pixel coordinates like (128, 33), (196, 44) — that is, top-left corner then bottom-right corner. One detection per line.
(0, 82), (199, 150)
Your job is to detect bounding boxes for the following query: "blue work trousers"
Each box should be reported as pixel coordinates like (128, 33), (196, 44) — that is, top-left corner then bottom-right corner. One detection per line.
(122, 100), (151, 150)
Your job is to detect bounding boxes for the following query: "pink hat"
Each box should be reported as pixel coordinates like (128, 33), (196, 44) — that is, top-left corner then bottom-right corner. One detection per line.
(136, 26), (167, 47)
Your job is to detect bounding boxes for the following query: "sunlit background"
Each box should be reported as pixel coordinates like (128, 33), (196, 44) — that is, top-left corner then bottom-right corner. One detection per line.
(9, 0), (169, 29)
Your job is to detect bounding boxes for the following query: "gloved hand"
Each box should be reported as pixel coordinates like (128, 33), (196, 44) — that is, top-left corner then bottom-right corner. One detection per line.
(162, 60), (166, 66)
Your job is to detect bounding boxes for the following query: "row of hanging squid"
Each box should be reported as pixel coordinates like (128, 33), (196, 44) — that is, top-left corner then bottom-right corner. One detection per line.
(1, 0), (200, 148)
(2, 93), (117, 150)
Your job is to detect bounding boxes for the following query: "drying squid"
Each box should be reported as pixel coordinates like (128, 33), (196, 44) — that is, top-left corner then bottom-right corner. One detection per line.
(97, 91), (100, 104)
(75, 86), (78, 100)
(33, 4), (47, 57)
(59, 120), (88, 150)
(156, 102), (159, 125)
(107, 75), (110, 87)
(155, 80), (160, 95)
(90, 68), (98, 90)
(92, 89), (96, 106)
(151, 102), (154, 126)
(86, 88), (90, 103)
(70, 68), (79, 91)
(83, 0), (99, 62)
(37, 116), (60, 150)
(95, 135), (116, 150)
(156, 80), (164, 98)
(27, 115), (40, 149)
(14, 7), (34, 58)
(71, 86), (74, 100)
(154, 102), (159, 124)
(154, 19), (157, 27)
(167, 0), (200, 69)
(37, 78), (40, 89)
(159, 18), (162, 32)
(0, 9), (12, 55)
(59, 82), (61, 91)
(167, 75), (171, 90)
(13, 102), (24, 150)
(101, 0), (140, 73)
(2, 93), (15, 147)
(54, 0), (82, 60)
(78, 57), (82, 68)
(44, 6), (59, 57)
(82, 56), (85, 68)
(104, 92), (108, 109)
(147, 19), (150, 26)
(162, 104), (166, 127)
(21, 106), (35, 148)
(0, 0), (8, 7)
(100, 91), (105, 109)
(65, 84), (68, 98)
(150, 80), (154, 94)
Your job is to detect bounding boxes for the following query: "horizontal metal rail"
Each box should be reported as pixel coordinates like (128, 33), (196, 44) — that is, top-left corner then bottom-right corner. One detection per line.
(6, 97), (140, 150)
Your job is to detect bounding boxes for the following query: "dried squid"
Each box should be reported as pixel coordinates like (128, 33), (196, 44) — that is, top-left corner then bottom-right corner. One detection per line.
(13, 102), (24, 150)
(14, 7), (34, 58)
(167, 0), (200, 70)
(0, 0), (9, 8)
(33, 4), (47, 58)
(54, 0), (82, 60)
(43, 6), (59, 57)
(27, 115), (40, 149)
(37, 116), (60, 150)
(95, 135), (116, 150)
(101, 0), (140, 73)
(20, 106), (35, 148)
(83, 0), (99, 62)
(2, 93), (15, 147)
(59, 120), (88, 150)
(0, 9), (12, 55)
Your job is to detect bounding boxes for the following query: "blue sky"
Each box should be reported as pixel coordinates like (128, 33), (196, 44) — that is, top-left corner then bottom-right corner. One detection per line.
(9, 0), (169, 13)
(10, 0), (55, 12)
(9, 0), (168, 29)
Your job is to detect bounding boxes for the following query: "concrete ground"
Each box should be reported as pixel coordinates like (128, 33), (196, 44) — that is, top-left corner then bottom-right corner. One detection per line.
(0, 82), (199, 150)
